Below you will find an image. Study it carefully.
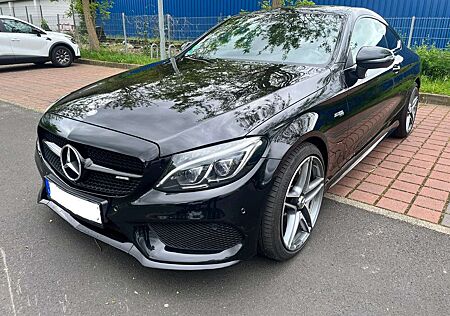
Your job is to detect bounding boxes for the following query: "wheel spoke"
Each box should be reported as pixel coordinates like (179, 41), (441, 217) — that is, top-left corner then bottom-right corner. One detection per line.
(283, 211), (300, 248)
(305, 182), (324, 204)
(286, 186), (302, 198)
(284, 202), (297, 211)
(307, 177), (324, 192)
(301, 157), (313, 192)
(406, 115), (411, 131)
(299, 205), (312, 232)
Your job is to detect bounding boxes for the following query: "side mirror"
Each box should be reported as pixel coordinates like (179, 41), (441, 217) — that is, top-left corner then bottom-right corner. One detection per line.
(32, 28), (43, 37)
(355, 46), (395, 79)
(181, 41), (192, 51)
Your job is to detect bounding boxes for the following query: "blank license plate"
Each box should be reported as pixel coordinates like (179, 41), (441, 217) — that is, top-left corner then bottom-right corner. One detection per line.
(45, 179), (102, 224)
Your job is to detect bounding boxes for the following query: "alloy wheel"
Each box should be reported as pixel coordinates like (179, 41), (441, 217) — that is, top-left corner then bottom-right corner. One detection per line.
(55, 48), (71, 66)
(406, 89), (419, 133)
(281, 155), (325, 251)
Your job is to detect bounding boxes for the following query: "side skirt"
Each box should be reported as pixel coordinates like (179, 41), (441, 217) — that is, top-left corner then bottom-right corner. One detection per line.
(326, 121), (399, 189)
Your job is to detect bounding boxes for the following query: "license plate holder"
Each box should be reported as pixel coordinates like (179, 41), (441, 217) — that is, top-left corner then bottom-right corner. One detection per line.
(45, 179), (103, 225)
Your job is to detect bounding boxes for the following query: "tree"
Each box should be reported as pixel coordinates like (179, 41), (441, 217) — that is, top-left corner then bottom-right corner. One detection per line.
(82, 0), (100, 50)
(272, 0), (283, 8)
(52, 0), (113, 51)
(261, 0), (315, 9)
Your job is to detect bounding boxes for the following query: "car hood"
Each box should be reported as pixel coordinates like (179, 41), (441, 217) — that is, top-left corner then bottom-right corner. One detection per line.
(46, 31), (71, 39)
(47, 57), (328, 156)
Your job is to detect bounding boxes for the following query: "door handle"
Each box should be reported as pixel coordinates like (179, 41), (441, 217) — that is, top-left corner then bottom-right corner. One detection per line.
(10, 38), (20, 42)
(392, 64), (401, 74)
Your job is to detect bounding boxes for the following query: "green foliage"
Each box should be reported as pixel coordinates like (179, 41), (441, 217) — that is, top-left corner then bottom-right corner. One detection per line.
(260, 0), (315, 10)
(81, 47), (157, 65)
(415, 44), (450, 79)
(421, 76), (450, 96)
(50, 0), (113, 19)
(415, 45), (450, 95)
(41, 18), (51, 31)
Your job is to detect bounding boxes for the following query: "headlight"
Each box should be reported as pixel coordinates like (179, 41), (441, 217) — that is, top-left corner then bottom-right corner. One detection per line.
(70, 38), (77, 44)
(156, 137), (266, 192)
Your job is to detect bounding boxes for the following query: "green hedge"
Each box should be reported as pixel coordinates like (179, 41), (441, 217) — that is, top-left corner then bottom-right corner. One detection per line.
(415, 45), (450, 95)
(415, 45), (450, 79)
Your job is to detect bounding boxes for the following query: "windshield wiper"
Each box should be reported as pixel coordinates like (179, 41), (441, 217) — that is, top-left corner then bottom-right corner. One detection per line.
(184, 55), (213, 64)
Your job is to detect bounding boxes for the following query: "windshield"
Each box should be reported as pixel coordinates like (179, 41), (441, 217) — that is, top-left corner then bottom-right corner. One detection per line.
(185, 10), (343, 65)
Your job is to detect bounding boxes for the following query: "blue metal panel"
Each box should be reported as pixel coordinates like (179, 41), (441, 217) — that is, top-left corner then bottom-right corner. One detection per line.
(314, 0), (450, 18)
(103, 0), (449, 47)
(109, 0), (450, 18)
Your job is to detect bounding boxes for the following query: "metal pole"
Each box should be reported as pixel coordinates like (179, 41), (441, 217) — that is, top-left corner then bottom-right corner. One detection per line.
(122, 12), (128, 53)
(39, 5), (43, 25)
(57, 14), (60, 32)
(25, 6), (29, 22)
(30, 14), (33, 25)
(0, 8), (2, 15)
(407, 16), (416, 48)
(166, 14), (171, 46)
(157, 0), (166, 60)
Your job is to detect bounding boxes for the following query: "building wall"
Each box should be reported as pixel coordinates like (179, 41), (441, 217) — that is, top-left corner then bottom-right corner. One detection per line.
(0, 0), (70, 19)
(0, 0), (72, 31)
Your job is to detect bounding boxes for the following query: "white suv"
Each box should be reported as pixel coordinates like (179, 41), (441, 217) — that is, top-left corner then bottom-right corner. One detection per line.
(0, 15), (80, 67)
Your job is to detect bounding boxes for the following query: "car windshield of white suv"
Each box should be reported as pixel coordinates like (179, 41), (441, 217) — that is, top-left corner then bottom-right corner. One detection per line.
(185, 10), (343, 65)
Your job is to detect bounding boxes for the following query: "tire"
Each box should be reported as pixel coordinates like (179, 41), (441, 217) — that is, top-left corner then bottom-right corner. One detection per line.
(392, 84), (419, 138)
(51, 46), (73, 67)
(258, 142), (325, 261)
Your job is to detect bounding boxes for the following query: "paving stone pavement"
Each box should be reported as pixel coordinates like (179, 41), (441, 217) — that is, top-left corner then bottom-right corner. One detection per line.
(329, 104), (450, 226)
(0, 63), (448, 227)
(0, 63), (123, 111)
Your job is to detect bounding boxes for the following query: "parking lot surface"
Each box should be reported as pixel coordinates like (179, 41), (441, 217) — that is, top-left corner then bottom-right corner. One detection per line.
(0, 63), (122, 111)
(1, 102), (450, 315)
(329, 104), (450, 226)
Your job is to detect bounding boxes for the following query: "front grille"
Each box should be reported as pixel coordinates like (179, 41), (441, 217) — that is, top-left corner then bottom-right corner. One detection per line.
(146, 222), (243, 252)
(41, 130), (144, 174)
(39, 128), (144, 196)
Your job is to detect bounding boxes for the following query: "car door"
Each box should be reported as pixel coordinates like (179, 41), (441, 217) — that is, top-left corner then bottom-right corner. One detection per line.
(0, 19), (15, 64)
(344, 17), (399, 156)
(385, 26), (410, 120)
(0, 18), (49, 59)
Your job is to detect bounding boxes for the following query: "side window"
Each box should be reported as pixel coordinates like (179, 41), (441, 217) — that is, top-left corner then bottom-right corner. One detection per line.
(349, 18), (388, 63)
(385, 27), (401, 50)
(0, 19), (33, 34)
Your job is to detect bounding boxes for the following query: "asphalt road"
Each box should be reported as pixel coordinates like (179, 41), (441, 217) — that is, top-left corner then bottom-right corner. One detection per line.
(0, 102), (449, 316)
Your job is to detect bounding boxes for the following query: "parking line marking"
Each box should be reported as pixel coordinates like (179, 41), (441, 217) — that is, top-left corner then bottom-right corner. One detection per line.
(326, 194), (450, 236)
(0, 248), (17, 316)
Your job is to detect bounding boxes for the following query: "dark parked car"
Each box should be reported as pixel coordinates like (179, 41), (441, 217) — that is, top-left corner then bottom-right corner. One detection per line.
(35, 7), (420, 270)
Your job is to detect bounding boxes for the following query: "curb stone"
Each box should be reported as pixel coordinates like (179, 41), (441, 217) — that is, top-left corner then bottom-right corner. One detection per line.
(76, 58), (139, 70)
(420, 93), (450, 106)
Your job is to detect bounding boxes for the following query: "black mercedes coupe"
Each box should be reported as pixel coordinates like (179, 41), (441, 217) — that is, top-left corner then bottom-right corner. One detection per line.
(35, 6), (420, 270)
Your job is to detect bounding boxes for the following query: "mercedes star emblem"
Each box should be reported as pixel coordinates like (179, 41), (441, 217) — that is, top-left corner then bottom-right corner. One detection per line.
(60, 145), (83, 181)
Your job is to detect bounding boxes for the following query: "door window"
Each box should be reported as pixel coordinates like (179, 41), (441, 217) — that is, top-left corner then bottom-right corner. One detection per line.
(349, 18), (388, 64)
(0, 19), (33, 34)
(385, 27), (401, 50)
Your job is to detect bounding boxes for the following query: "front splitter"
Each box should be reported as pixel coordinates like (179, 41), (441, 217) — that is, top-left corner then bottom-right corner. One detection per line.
(39, 199), (240, 270)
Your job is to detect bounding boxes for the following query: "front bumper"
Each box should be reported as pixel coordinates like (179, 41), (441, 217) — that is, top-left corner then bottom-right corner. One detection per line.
(36, 148), (280, 270)
(40, 199), (239, 270)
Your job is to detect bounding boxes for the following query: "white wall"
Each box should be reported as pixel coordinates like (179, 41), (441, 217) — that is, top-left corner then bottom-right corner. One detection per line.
(0, 0), (73, 31)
